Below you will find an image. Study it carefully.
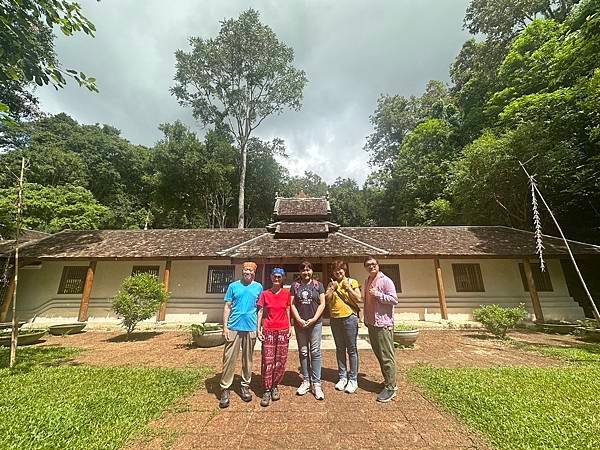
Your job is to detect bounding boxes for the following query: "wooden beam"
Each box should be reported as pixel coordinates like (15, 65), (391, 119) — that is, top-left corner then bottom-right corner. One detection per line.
(523, 257), (544, 323)
(0, 278), (16, 322)
(157, 260), (171, 321)
(78, 261), (97, 322)
(434, 257), (449, 320)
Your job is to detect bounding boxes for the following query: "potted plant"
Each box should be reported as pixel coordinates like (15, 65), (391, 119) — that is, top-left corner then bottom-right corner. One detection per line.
(393, 323), (419, 347)
(577, 319), (600, 342)
(191, 323), (225, 347)
(0, 328), (47, 346)
(48, 322), (87, 336)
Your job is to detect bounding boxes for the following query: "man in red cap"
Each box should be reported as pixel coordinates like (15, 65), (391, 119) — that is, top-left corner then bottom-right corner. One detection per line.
(219, 261), (263, 408)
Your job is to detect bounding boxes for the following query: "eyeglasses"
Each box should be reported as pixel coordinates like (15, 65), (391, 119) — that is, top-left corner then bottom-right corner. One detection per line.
(365, 262), (378, 267)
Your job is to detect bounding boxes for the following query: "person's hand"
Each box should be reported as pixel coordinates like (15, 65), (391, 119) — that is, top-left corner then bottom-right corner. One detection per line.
(341, 279), (350, 290)
(257, 329), (264, 341)
(369, 287), (379, 298)
(223, 327), (232, 342)
(329, 279), (338, 290)
(303, 318), (313, 328)
(288, 327), (294, 339)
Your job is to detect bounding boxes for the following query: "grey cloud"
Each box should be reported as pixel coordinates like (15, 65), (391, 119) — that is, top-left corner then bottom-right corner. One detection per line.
(37, 0), (471, 183)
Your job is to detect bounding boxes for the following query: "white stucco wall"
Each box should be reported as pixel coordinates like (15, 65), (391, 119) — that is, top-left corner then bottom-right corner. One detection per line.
(14, 257), (584, 323)
(349, 258), (583, 322)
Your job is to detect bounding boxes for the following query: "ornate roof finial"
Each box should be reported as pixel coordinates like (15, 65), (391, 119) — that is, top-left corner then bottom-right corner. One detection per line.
(297, 190), (307, 198)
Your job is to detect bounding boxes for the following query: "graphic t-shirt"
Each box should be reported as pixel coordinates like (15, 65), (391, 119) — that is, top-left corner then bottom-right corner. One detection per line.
(290, 280), (325, 323)
(224, 280), (263, 331)
(258, 288), (291, 331)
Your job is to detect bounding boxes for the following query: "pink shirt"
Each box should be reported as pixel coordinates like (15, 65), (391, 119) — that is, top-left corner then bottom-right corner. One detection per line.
(363, 272), (398, 328)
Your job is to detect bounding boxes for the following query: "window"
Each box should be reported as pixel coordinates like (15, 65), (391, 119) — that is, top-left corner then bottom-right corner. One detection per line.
(58, 266), (88, 294)
(207, 265), (235, 294)
(131, 265), (160, 278)
(519, 263), (553, 292)
(379, 264), (402, 293)
(452, 263), (485, 292)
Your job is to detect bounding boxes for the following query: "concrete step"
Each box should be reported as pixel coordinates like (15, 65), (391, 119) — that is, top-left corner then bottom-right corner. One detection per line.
(255, 325), (372, 351)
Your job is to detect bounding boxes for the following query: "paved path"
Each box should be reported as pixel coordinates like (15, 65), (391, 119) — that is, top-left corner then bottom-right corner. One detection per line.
(40, 330), (564, 449)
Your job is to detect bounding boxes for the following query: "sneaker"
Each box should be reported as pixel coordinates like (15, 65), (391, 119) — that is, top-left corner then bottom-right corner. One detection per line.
(334, 378), (347, 391)
(296, 380), (311, 396)
(240, 386), (252, 402)
(271, 386), (280, 401)
(376, 387), (397, 403)
(219, 389), (230, 409)
(312, 383), (325, 400)
(345, 379), (358, 394)
(260, 391), (271, 407)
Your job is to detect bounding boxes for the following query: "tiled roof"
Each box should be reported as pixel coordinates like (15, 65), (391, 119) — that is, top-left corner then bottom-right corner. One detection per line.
(18, 229), (266, 259)
(15, 226), (600, 260)
(274, 197), (330, 219)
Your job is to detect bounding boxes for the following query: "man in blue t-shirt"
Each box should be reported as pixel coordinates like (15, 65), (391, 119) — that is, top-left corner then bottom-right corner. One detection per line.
(219, 261), (263, 409)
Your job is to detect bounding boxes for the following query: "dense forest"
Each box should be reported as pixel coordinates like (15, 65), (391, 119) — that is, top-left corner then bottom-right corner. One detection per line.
(1, 0), (599, 243)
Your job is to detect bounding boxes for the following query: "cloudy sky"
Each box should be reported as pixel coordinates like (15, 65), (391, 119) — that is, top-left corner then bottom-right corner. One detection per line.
(38, 0), (471, 184)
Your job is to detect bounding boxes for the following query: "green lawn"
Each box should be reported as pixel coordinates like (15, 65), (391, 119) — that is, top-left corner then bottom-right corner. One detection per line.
(408, 366), (600, 449)
(512, 341), (600, 363)
(0, 347), (210, 450)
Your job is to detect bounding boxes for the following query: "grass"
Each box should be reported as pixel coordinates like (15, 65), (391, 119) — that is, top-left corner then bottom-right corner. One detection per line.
(0, 346), (210, 450)
(408, 366), (600, 449)
(511, 341), (600, 363)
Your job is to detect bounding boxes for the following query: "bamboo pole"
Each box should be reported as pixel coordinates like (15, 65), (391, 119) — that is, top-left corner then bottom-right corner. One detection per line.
(9, 158), (26, 369)
(523, 257), (545, 323)
(434, 257), (449, 320)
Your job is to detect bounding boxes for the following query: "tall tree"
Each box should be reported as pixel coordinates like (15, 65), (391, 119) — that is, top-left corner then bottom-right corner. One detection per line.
(172, 9), (307, 228)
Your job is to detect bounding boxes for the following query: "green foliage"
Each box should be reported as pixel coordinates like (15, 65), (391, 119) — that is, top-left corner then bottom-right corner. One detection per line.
(409, 365), (600, 449)
(191, 323), (223, 336)
(0, 0), (97, 123)
(172, 8), (307, 227)
(112, 274), (168, 336)
(513, 341), (600, 363)
(0, 183), (108, 236)
(394, 323), (419, 331)
(0, 360), (207, 450)
(328, 178), (371, 227)
(473, 303), (528, 337)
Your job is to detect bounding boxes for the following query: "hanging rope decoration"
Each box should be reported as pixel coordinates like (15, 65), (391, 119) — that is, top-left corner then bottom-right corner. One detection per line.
(530, 177), (545, 272)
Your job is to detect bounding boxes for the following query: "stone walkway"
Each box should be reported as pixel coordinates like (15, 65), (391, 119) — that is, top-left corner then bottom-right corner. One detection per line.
(39, 330), (567, 449)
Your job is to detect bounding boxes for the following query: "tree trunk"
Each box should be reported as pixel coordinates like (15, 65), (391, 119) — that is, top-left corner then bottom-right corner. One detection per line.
(237, 139), (248, 229)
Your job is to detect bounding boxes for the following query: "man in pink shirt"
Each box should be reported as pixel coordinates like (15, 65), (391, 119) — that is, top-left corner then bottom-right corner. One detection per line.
(363, 256), (398, 402)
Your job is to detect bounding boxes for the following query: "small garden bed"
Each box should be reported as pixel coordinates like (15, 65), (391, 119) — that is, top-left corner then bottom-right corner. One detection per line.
(394, 324), (419, 347)
(191, 323), (224, 347)
(535, 320), (578, 335)
(0, 329), (47, 346)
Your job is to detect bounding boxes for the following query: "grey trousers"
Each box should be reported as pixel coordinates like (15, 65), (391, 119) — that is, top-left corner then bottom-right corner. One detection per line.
(220, 330), (257, 390)
(367, 325), (397, 390)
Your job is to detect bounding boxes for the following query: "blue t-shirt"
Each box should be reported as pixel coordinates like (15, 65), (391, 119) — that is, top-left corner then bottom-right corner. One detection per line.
(224, 280), (263, 331)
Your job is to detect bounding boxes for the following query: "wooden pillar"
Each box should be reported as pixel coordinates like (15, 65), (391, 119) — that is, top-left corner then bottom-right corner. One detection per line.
(157, 260), (171, 321)
(523, 257), (544, 323)
(434, 257), (449, 320)
(78, 261), (97, 322)
(0, 278), (16, 322)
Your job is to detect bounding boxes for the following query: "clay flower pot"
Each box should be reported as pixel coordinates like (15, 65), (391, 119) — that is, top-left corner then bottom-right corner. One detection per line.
(393, 326), (419, 347)
(0, 329), (47, 346)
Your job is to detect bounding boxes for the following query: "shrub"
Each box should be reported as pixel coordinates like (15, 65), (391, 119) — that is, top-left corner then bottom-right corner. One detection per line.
(112, 273), (168, 337)
(473, 303), (528, 338)
(191, 323), (222, 337)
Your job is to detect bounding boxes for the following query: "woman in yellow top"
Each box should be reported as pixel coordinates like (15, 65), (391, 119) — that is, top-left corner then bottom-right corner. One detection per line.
(325, 260), (362, 393)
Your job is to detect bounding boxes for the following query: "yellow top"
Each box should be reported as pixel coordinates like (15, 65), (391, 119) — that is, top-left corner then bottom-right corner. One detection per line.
(328, 277), (360, 318)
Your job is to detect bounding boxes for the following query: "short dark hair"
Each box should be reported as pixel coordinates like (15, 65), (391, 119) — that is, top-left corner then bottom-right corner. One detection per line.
(299, 261), (313, 271)
(364, 256), (378, 266)
(331, 260), (348, 273)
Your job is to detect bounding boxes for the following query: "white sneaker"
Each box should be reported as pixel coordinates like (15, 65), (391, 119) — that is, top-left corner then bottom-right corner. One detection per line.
(344, 379), (358, 394)
(296, 380), (311, 396)
(312, 383), (325, 400)
(335, 378), (348, 391)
